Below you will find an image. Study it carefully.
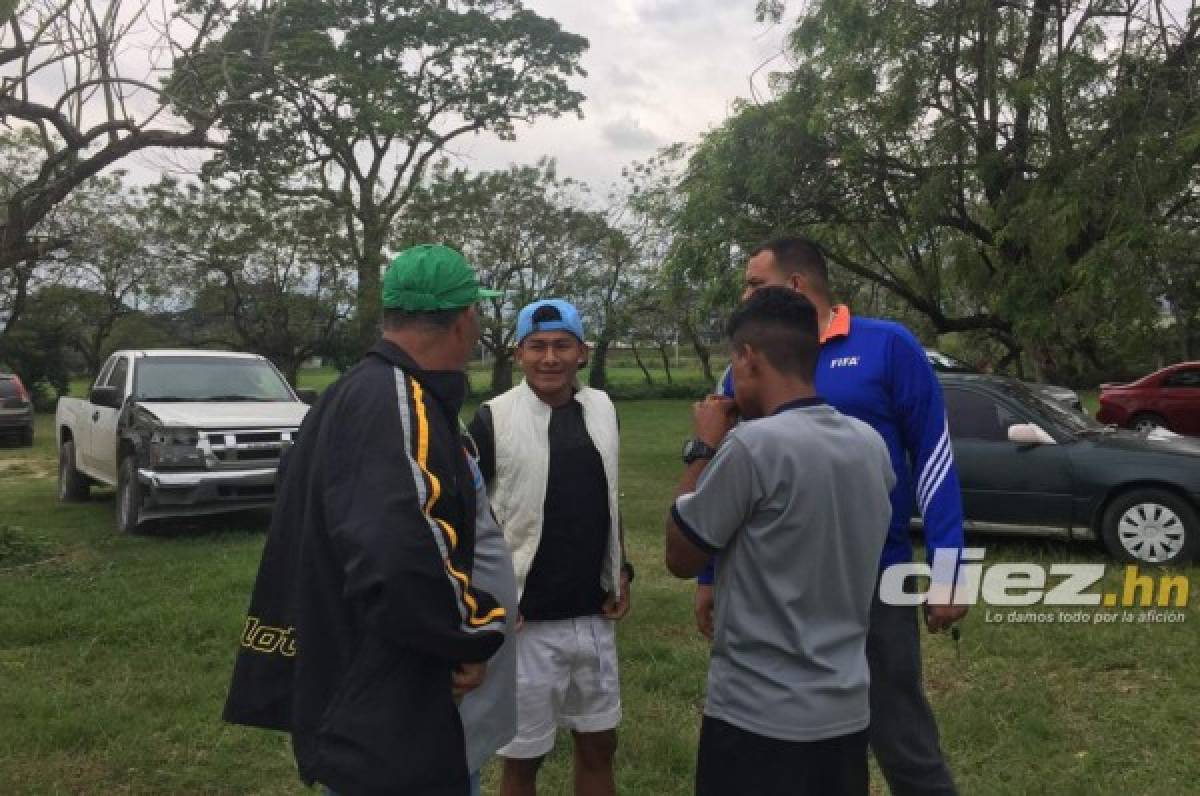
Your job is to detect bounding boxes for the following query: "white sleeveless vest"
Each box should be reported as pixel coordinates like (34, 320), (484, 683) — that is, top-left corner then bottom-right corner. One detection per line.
(484, 380), (622, 600)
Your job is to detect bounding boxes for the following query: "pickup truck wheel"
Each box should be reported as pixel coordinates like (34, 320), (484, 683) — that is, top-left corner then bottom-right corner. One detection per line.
(116, 456), (146, 534)
(20, 427), (33, 447)
(58, 440), (90, 502)
(1101, 489), (1198, 565)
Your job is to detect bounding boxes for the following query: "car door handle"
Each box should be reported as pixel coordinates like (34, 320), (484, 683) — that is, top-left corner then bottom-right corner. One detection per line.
(92, 411), (100, 422)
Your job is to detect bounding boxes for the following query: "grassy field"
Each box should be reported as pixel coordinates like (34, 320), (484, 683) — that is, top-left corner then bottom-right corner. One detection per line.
(2, 403), (1197, 795)
(65, 361), (721, 405)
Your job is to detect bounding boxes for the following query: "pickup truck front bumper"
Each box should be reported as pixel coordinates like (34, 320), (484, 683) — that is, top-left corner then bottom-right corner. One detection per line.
(136, 466), (278, 519)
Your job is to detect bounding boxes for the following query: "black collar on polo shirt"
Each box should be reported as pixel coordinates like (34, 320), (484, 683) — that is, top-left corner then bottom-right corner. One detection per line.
(771, 395), (828, 415)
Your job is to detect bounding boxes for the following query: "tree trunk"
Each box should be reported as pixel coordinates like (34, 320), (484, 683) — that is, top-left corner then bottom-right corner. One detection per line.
(658, 343), (673, 384)
(2, 261), (33, 334)
(630, 342), (653, 385)
(356, 225), (387, 356)
(1182, 309), (1198, 361)
(80, 345), (101, 381)
(491, 352), (514, 394)
(280, 357), (301, 387)
(681, 318), (714, 384)
(999, 346), (1027, 380)
(589, 335), (611, 389)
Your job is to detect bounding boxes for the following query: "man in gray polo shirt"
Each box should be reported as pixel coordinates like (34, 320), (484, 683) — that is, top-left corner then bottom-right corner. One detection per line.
(665, 287), (895, 796)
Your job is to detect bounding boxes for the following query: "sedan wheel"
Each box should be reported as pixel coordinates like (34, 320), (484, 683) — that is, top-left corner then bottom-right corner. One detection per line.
(1131, 412), (1166, 434)
(1102, 489), (1198, 565)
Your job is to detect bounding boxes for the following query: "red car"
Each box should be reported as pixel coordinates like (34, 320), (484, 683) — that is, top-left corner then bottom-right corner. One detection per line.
(1097, 362), (1200, 435)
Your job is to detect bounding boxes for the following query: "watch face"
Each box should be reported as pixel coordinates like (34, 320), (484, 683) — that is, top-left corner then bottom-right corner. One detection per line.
(682, 438), (713, 462)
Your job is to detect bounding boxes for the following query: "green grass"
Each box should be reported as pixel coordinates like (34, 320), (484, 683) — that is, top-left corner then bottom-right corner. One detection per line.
(1079, 389), (1099, 417)
(293, 362), (720, 396)
(2, 406), (1198, 794)
(67, 361), (722, 405)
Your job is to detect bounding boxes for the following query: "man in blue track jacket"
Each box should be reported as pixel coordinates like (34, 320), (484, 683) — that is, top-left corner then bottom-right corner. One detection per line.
(694, 237), (968, 796)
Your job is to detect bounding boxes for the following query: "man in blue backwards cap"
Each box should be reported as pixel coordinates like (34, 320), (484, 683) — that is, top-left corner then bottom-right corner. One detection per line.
(468, 299), (633, 796)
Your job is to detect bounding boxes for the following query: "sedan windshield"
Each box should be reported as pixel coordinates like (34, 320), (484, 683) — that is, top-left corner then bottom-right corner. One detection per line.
(134, 357), (295, 403)
(926, 350), (977, 373)
(998, 380), (1100, 435)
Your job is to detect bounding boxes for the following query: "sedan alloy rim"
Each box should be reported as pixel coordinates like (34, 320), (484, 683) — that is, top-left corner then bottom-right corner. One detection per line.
(1117, 503), (1184, 563)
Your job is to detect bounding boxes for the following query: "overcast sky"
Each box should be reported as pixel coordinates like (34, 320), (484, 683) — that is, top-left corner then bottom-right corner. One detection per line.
(124, 1), (794, 192)
(444, 0), (793, 189)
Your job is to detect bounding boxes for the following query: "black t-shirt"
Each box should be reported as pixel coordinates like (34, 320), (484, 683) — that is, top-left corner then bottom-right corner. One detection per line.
(469, 399), (610, 620)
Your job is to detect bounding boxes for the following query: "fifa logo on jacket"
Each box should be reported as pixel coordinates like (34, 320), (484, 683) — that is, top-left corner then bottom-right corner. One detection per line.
(241, 616), (297, 657)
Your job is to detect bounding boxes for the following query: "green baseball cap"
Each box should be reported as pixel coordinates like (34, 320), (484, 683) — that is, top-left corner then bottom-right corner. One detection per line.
(382, 244), (502, 311)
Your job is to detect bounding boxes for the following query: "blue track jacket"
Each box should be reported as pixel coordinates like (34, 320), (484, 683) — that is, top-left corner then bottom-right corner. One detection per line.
(699, 306), (965, 583)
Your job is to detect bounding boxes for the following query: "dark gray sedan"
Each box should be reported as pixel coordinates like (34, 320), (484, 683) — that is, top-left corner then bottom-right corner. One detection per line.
(935, 374), (1200, 565)
(0, 371), (34, 447)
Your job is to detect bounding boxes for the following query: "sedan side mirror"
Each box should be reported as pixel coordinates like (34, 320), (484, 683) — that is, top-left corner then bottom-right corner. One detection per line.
(1008, 423), (1056, 446)
(296, 388), (319, 406)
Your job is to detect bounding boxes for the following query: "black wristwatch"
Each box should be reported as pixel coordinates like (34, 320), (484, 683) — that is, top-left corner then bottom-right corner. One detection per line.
(621, 560), (635, 583)
(682, 437), (718, 464)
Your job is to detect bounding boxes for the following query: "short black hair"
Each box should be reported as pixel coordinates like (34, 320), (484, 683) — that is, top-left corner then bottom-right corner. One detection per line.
(531, 305), (562, 324)
(752, 236), (830, 297)
(382, 307), (465, 332)
(726, 286), (820, 381)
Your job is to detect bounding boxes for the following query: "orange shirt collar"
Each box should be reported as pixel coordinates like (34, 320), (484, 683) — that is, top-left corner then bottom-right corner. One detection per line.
(821, 304), (851, 343)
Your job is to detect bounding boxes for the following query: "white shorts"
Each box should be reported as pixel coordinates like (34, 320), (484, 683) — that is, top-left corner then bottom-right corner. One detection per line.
(497, 615), (622, 759)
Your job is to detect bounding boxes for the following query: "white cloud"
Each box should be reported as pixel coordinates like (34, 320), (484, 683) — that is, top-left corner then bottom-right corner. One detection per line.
(601, 115), (663, 150)
(44, 1), (789, 192)
(442, 1), (790, 189)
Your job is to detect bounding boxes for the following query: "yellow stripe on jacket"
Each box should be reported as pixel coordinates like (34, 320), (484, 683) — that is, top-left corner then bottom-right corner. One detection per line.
(409, 378), (504, 628)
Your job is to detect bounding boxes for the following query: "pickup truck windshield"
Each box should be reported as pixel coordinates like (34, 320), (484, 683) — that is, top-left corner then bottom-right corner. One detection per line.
(133, 357), (295, 403)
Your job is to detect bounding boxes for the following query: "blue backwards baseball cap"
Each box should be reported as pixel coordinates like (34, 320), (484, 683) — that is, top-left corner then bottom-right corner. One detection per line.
(516, 299), (585, 344)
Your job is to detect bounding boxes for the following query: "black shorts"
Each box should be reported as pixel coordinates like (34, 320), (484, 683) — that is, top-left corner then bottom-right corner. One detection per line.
(695, 716), (869, 796)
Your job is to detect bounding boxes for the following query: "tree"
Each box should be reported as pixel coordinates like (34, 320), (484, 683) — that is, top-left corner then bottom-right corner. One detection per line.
(0, 286), (75, 403)
(1, 134), (171, 375)
(171, 0), (588, 355)
(626, 278), (677, 385)
(0, 129), (71, 334)
(574, 211), (637, 390)
(0, 0), (236, 272)
(55, 174), (171, 374)
(144, 178), (355, 383)
(623, 146), (722, 385)
(1154, 195), (1200, 362)
(396, 159), (589, 392)
(677, 1), (1200, 383)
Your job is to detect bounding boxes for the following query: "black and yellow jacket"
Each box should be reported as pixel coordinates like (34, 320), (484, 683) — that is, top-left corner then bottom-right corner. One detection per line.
(223, 340), (506, 796)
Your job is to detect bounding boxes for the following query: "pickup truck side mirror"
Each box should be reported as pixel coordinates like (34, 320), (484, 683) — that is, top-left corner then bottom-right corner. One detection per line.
(1007, 423), (1056, 446)
(89, 385), (124, 410)
(296, 388), (319, 406)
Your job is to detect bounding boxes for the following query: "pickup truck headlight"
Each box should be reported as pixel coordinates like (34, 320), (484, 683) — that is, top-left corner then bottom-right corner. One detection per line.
(148, 428), (205, 468)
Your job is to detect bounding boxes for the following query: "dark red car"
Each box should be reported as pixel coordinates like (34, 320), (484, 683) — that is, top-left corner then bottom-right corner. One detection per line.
(1097, 362), (1200, 435)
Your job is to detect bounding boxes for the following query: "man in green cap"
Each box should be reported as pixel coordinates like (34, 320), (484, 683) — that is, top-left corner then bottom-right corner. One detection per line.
(224, 244), (513, 796)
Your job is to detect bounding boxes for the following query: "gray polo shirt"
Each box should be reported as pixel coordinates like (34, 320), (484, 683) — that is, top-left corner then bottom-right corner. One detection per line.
(673, 398), (895, 742)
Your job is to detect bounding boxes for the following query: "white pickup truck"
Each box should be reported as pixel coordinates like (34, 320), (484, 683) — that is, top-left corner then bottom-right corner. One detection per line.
(55, 349), (313, 532)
